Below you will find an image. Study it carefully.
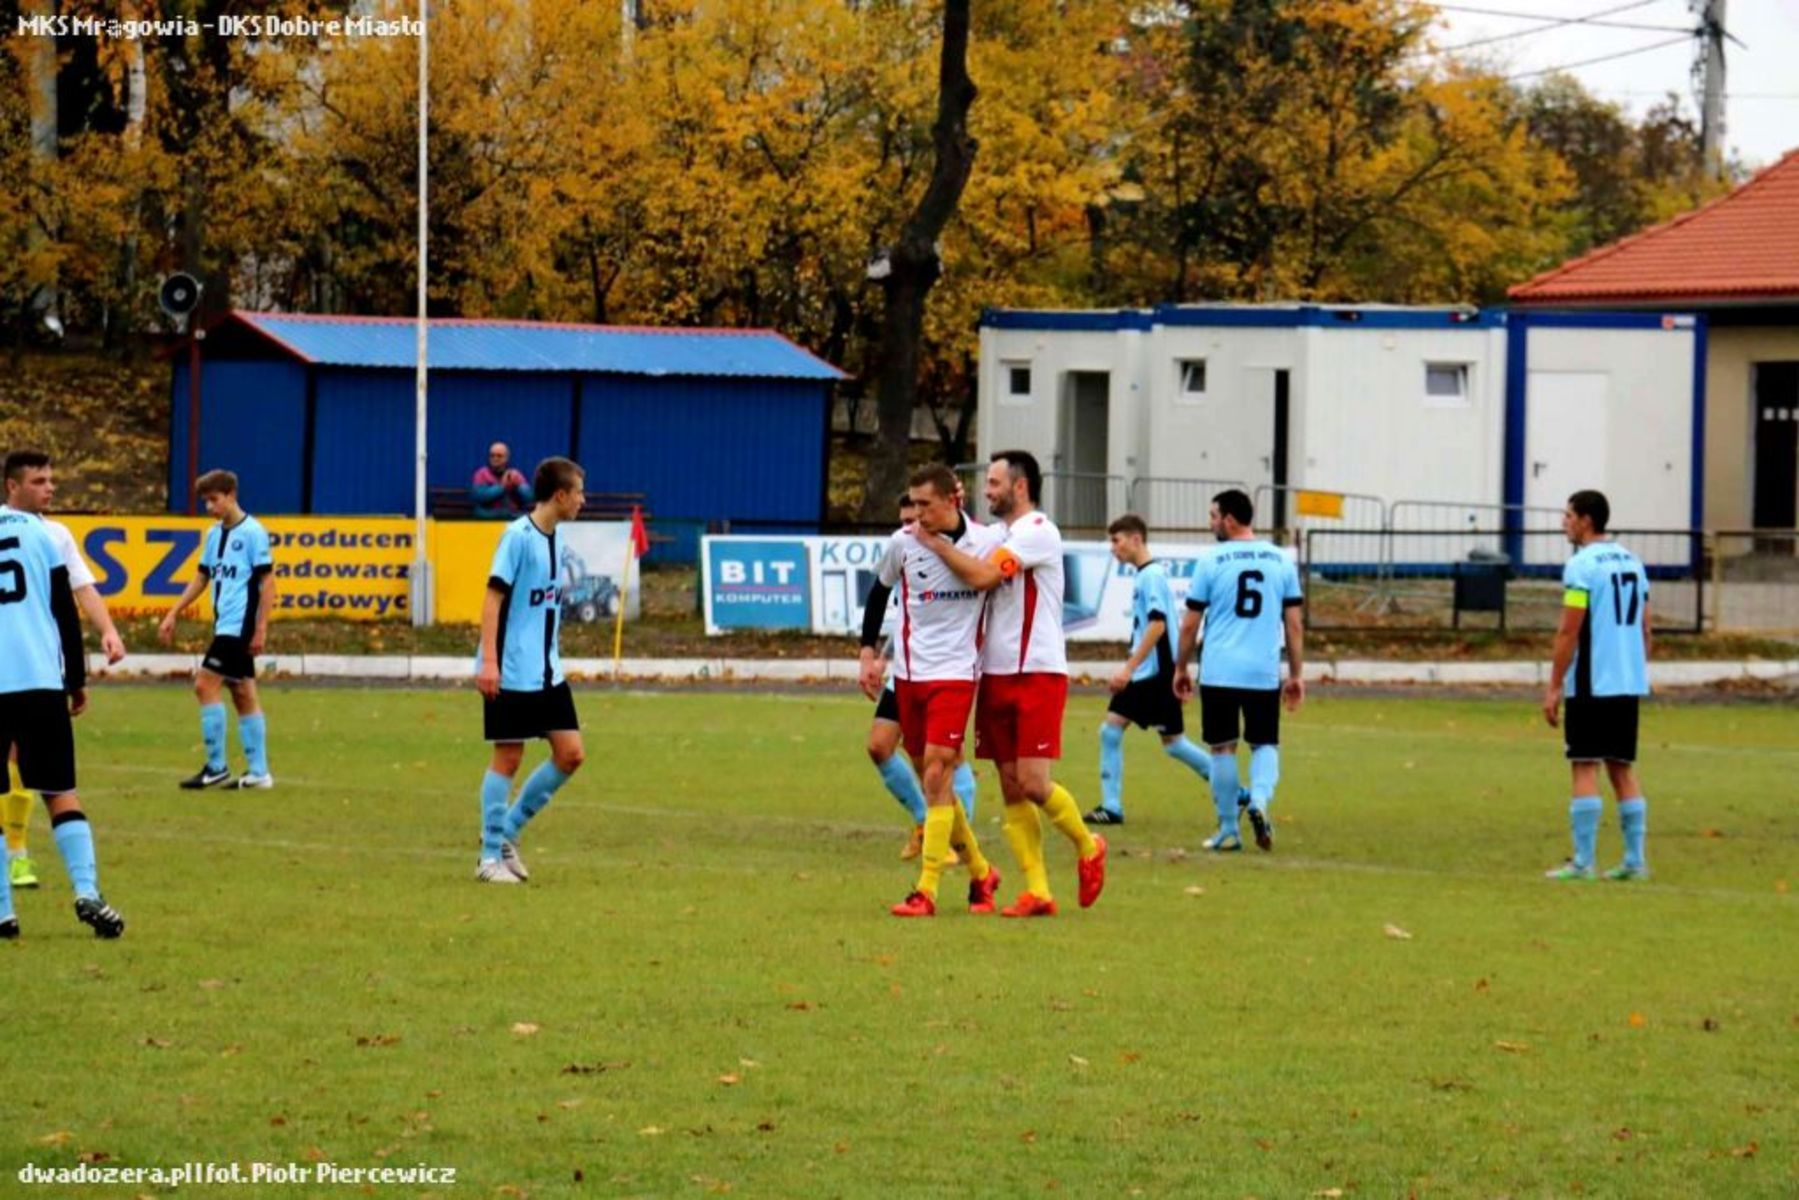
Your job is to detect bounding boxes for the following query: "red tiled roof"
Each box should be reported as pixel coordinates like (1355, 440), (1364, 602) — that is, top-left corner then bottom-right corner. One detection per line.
(1509, 148), (1799, 304)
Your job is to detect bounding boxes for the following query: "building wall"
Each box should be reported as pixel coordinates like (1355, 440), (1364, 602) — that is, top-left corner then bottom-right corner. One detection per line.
(1704, 326), (1799, 529)
(980, 325), (1139, 478)
(169, 360), (308, 513)
(1522, 325), (1696, 533)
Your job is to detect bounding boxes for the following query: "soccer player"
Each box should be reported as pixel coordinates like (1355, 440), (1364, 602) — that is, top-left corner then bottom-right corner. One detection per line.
(158, 470), (276, 789)
(915, 450), (1105, 918)
(0, 503), (125, 939)
(1542, 490), (1652, 882)
(863, 491), (977, 860)
(1175, 489), (1303, 852)
(860, 464), (1002, 917)
(472, 457), (589, 884)
(3, 450), (127, 890)
(1088, 513), (1213, 826)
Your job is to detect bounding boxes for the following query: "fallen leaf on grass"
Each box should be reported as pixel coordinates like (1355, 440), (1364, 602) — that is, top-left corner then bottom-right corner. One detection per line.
(1494, 1041), (1530, 1054)
(355, 1034), (401, 1048)
(717, 1074), (741, 1086)
(198, 979), (226, 990)
(1067, 1054), (1090, 1068)
(141, 1037), (173, 1049)
(1702, 828), (1725, 839)
(1119, 1052), (1142, 1065)
(1020, 1131), (1037, 1144)
(556, 1100), (584, 1110)
(269, 1116), (287, 1127)
(1702, 1018), (1721, 1032)
(1475, 978), (1490, 992)
(756, 1120), (776, 1133)
(1627, 1012), (1647, 1029)
(785, 1001), (816, 1011)
(1182, 885), (1206, 897)
(511, 1022), (541, 1037)
(1383, 924), (1413, 941)
(1314, 1189), (1344, 1198)
(1612, 1128), (1634, 1141)
(560, 1061), (629, 1075)
(77, 1152), (112, 1165)
(1730, 1142), (1758, 1158)
(37, 1132), (73, 1146)
(638, 1126), (665, 1137)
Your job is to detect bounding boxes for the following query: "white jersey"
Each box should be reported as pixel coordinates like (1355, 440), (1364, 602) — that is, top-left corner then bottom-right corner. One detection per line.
(43, 517), (95, 590)
(980, 509), (1067, 676)
(877, 516), (1004, 683)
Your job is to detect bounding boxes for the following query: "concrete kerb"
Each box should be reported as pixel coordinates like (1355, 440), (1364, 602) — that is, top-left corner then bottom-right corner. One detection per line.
(84, 653), (1799, 688)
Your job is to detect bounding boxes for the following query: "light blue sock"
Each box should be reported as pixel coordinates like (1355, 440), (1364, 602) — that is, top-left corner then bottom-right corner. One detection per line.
(1619, 797), (1647, 870)
(1161, 736), (1212, 782)
(51, 813), (99, 900)
(503, 761), (572, 843)
(1210, 751), (1241, 836)
(0, 835), (12, 920)
(952, 761), (977, 821)
(1248, 744), (1279, 812)
(1098, 723), (1125, 815)
(877, 755), (928, 824)
(239, 713), (268, 777)
(200, 703), (228, 772)
(479, 770), (512, 860)
(1570, 795), (1603, 869)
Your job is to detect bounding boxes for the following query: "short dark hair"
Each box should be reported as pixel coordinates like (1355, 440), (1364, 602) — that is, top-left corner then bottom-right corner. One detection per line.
(3, 450), (50, 482)
(1568, 489), (1610, 533)
(1107, 513), (1148, 539)
(896, 491), (916, 508)
(1213, 488), (1253, 526)
(534, 456), (585, 499)
(196, 469), (239, 497)
(907, 464), (959, 499)
(990, 449), (1042, 504)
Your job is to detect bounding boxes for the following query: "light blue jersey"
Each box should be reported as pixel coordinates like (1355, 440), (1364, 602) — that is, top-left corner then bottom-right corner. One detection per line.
(1562, 541), (1649, 698)
(0, 506), (80, 694)
(202, 515), (273, 638)
(1186, 540), (1302, 691)
(1128, 559), (1178, 682)
(481, 516), (565, 692)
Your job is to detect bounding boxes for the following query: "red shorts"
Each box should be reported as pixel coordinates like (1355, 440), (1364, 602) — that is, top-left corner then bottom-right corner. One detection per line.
(894, 679), (976, 756)
(975, 672), (1068, 762)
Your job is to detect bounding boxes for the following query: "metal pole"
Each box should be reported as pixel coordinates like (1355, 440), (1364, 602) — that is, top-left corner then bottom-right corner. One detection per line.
(410, 1), (433, 626)
(1699, 0), (1727, 178)
(186, 329), (201, 516)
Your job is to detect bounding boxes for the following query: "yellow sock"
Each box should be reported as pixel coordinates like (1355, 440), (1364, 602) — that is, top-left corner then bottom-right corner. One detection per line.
(949, 803), (991, 881)
(916, 806), (957, 898)
(1040, 782), (1097, 859)
(3, 762), (33, 855)
(1003, 800), (1051, 899)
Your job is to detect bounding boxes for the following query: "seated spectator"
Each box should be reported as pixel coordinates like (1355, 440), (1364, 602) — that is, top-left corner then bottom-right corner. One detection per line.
(471, 442), (533, 519)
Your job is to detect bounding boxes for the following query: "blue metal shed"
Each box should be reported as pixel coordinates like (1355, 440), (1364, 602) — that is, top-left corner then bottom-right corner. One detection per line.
(170, 313), (846, 558)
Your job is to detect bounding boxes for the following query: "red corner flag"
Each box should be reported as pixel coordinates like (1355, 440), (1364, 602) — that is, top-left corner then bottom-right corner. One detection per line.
(629, 504), (650, 558)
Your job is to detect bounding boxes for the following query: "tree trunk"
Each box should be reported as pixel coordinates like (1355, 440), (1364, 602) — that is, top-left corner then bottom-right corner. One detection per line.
(861, 0), (977, 520)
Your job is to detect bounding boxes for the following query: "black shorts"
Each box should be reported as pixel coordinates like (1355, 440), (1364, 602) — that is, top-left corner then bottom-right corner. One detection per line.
(484, 682), (580, 743)
(1564, 695), (1640, 763)
(1199, 685), (1281, 748)
(201, 635), (255, 682)
(1108, 673), (1184, 736)
(873, 684), (899, 723)
(0, 690), (77, 796)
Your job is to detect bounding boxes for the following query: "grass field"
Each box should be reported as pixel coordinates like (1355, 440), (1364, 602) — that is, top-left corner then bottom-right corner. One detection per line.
(2, 686), (1794, 1199)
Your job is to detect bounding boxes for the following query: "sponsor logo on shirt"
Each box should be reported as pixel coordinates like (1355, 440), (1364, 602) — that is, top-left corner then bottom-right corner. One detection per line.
(916, 588), (980, 603)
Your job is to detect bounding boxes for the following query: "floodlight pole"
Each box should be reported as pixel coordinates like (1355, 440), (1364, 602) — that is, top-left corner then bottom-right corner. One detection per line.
(410, 1), (433, 626)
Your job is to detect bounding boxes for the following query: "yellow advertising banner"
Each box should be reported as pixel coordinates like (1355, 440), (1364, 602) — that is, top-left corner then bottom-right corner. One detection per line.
(58, 515), (417, 622)
(429, 521), (508, 625)
(1294, 490), (1346, 520)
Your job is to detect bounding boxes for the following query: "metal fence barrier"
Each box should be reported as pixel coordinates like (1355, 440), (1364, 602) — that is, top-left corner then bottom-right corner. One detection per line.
(1303, 529), (1707, 634)
(1711, 529), (1799, 634)
(1123, 476), (1250, 535)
